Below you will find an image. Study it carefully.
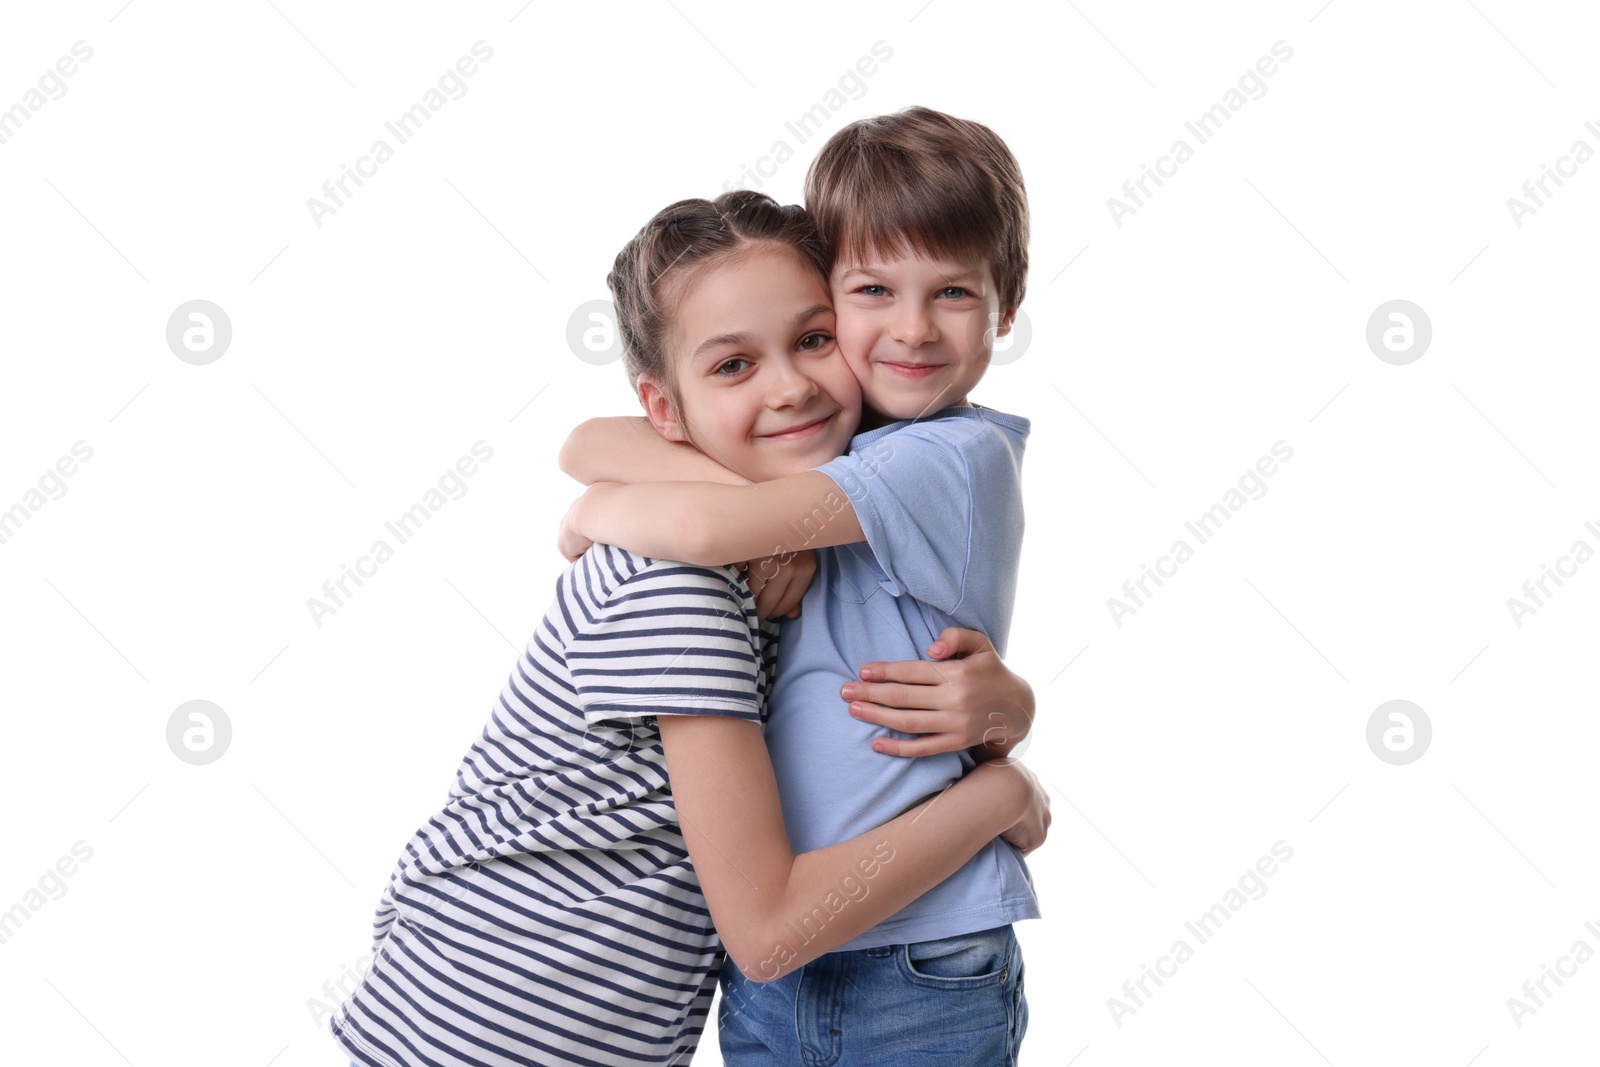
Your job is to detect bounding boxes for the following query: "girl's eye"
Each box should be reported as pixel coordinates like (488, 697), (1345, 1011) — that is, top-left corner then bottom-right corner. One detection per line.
(713, 357), (751, 377)
(797, 332), (834, 351)
(857, 284), (887, 297)
(939, 286), (971, 299)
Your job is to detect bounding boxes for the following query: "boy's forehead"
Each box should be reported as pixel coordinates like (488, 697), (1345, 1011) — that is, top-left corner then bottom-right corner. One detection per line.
(830, 244), (992, 281)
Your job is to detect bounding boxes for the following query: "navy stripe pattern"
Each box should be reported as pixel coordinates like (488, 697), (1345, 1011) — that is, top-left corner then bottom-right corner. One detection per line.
(331, 546), (778, 1067)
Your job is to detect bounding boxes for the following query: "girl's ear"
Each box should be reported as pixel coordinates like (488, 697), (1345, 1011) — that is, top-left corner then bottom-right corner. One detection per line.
(638, 376), (690, 444)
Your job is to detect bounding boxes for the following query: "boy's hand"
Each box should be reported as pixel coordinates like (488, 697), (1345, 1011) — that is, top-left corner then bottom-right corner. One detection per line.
(842, 626), (1035, 759)
(747, 550), (816, 621)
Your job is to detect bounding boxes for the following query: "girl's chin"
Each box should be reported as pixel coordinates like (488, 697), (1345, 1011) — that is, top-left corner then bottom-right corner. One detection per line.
(748, 441), (845, 478)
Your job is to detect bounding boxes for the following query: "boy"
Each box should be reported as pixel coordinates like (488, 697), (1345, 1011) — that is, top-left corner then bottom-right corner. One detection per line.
(560, 105), (1036, 1064)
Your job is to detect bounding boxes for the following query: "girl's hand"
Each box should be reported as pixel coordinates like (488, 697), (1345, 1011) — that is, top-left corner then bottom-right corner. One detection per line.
(989, 758), (1051, 857)
(843, 627), (1035, 759)
(747, 550), (816, 621)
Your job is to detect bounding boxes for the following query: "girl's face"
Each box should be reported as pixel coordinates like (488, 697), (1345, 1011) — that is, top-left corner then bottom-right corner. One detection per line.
(645, 243), (862, 483)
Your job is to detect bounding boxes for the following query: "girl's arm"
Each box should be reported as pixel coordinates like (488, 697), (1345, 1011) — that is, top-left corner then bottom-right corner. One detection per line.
(658, 713), (1047, 984)
(559, 416), (752, 487)
(564, 473), (864, 567)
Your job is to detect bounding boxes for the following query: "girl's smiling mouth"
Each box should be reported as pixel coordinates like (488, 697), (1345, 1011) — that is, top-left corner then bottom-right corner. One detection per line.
(761, 413), (836, 441)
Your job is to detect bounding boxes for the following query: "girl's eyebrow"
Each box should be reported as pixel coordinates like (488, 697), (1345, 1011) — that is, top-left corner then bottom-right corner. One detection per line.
(692, 303), (833, 362)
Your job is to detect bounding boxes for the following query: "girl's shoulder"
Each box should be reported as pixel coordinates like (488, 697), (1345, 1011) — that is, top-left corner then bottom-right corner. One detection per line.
(569, 544), (755, 616)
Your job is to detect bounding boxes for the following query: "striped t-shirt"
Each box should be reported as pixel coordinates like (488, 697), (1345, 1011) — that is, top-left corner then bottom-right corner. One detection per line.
(330, 545), (779, 1067)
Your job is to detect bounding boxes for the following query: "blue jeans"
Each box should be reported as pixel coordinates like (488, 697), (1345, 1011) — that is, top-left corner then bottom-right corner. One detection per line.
(719, 924), (1027, 1066)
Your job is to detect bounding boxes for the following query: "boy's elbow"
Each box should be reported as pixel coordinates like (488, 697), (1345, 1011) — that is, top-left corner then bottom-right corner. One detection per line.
(558, 419), (599, 481)
(560, 419), (614, 483)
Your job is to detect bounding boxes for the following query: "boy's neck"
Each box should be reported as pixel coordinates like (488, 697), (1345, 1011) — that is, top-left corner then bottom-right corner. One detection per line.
(859, 395), (970, 433)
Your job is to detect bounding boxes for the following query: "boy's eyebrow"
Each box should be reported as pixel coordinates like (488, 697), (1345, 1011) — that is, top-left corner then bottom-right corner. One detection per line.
(836, 264), (984, 285)
(692, 303), (833, 361)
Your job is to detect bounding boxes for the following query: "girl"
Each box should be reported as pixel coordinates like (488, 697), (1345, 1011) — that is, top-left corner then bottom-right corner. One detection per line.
(329, 191), (1047, 1067)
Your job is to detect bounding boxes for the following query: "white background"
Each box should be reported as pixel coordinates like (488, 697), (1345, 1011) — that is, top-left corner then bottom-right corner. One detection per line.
(1, 1), (1597, 1064)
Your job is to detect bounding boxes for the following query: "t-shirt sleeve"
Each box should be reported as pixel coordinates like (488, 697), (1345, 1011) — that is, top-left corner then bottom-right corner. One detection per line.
(567, 561), (763, 730)
(813, 419), (1016, 615)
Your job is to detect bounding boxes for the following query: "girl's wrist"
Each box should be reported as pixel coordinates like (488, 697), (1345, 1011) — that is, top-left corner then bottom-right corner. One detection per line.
(967, 759), (1029, 829)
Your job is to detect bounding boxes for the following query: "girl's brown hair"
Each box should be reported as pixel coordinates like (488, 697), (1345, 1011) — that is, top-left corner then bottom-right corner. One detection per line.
(608, 190), (829, 417)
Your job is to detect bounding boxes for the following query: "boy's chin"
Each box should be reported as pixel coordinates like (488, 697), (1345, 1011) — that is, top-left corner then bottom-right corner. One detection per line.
(865, 389), (957, 422)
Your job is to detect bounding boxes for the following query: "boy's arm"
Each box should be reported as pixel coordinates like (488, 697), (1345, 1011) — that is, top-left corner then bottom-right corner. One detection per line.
(566, 473), (865, 567)
(559, 416), (752, 487)
(842, 627), (1035, 760)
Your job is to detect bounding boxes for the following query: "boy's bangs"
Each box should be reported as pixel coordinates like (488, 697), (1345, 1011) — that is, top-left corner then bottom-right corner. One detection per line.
(831, 196), (997, 277)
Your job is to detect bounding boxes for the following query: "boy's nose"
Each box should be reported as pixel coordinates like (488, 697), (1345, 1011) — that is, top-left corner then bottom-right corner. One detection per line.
(889, 308), (938, 346)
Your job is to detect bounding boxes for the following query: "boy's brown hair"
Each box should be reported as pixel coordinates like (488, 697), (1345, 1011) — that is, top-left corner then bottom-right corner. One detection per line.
(803, 105), (1029, 312)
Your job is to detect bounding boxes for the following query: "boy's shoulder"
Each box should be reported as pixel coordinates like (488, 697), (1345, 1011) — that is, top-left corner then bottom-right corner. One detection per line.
(844, 405), (1029, 474)
(816, 404), (1028, 532)
(869, 403), (1029, 447)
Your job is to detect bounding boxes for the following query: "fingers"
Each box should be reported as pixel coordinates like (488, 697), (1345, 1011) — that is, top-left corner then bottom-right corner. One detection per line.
(772, 585), (806, 620)
(843, 681), (947, 711)
(927, 626), (995, 659)
(847, 701), (958, 735)
(752, 574), (809, 622)
(857, 631), (991, 682)
(747, 570), (777, 619)
(754, 586), (783, 622)
(851, 659), (947, 687)
(868, 732), (969, 758)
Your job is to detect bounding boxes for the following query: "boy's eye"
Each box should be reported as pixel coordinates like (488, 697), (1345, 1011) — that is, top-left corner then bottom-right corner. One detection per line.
(713, 357), (752, 377)
(857, 284), (887, 297)
(939, 286), (971, 299)
(797, 332), (834, 352)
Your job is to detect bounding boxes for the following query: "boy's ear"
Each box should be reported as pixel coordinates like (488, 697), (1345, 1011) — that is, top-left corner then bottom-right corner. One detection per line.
(638, 376), (690, 444)
(994, 306), (1017, 338)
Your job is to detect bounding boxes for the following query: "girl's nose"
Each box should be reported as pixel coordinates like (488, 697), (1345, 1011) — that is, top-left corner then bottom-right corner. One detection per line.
(768, 355), (818, 407)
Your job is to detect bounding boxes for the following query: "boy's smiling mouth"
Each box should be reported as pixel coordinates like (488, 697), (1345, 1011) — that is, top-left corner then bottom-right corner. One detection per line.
(880, 360), (945, 379)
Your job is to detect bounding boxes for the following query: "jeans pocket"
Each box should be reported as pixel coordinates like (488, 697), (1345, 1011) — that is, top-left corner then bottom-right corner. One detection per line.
(899, 925), (1015, 989)
(1011, 953), (1029, 1049)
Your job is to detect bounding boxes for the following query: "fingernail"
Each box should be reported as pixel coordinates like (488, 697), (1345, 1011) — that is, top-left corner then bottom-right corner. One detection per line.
(927, 643), (945, 656)
(858, 666), (878, 680)
(840, 684), (856, 699)
(849, 702), (864, 717)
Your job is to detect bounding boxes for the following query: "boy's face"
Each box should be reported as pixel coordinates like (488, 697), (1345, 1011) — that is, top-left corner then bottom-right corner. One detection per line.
(829, 243), (1013, 424)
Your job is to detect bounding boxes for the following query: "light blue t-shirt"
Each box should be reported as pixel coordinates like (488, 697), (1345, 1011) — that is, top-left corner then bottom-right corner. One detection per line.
(763, 404), (1040, 951)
